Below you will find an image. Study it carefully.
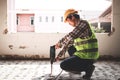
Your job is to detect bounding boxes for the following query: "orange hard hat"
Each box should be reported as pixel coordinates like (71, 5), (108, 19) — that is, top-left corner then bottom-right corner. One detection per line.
(64, 9), (78, 22)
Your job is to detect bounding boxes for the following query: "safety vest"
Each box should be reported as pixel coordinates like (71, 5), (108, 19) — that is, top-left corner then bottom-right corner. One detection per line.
(74, 25), (99, 59)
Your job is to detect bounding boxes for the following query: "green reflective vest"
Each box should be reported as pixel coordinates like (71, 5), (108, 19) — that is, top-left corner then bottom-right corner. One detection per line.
(74, 25), (99, 59)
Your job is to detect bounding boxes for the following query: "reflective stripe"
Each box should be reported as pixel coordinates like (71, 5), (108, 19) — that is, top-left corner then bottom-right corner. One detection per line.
(74, 51), (99, 59)
(74, 39), (97, 46)
(75, 42), (98, 51)
(78, 48), (98, 53)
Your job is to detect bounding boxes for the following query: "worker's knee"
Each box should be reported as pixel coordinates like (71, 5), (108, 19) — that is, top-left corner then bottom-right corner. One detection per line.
(60, 61), (67, 70)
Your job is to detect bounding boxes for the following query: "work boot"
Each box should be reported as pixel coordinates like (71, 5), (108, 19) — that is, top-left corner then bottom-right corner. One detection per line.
(82, 65), (95, 80)
(68, 71), (81, 79)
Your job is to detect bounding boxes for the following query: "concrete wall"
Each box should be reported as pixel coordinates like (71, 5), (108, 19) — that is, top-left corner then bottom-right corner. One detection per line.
(0, 0), (120, 58)
(112, 0), (120, 56)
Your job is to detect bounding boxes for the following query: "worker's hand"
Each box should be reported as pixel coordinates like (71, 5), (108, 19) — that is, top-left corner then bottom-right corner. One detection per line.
(55, 56), (60, 62)
(55, 43), (61, 49)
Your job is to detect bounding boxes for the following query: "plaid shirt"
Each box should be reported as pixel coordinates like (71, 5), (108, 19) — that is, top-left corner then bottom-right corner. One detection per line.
(57, 20), (92, 57)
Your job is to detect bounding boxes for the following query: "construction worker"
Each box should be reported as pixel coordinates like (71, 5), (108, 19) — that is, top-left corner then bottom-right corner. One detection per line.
(55, 9), (99, 79)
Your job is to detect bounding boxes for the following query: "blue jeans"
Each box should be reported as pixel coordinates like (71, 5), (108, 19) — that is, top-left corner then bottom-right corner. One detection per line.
(60, 46), (95, 72)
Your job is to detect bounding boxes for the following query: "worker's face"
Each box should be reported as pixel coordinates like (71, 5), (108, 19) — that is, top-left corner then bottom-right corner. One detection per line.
(66, 17), (76, 27)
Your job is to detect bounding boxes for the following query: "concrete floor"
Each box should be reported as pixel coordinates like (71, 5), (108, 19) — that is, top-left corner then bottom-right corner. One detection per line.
(0, 60), (120, 80)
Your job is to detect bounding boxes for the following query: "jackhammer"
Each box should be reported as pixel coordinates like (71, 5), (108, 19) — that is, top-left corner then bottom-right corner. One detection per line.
(50, 45), (56, 76)
(50, 45), (64, 80)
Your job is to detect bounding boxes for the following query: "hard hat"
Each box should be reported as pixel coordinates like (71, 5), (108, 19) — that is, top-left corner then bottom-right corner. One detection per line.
(64, 9), (78, 22)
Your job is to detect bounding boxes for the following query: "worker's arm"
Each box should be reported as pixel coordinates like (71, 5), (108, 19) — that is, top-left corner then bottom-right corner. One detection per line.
(57, 20), (89, 49)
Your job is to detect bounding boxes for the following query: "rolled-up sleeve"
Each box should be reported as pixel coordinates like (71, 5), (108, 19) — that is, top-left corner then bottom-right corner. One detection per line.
(58, 21), (88, 47)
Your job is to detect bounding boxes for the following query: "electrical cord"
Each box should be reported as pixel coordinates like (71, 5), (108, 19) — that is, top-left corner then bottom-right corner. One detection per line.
(53, 70), (63, 80)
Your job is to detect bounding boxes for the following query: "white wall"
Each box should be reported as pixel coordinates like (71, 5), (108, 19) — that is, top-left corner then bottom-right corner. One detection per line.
(0, 0), (120, 58)
(34, 10), (74, 33)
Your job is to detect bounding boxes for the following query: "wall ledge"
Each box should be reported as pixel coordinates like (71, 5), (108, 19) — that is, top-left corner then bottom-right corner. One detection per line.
(0, 55), (120, 61)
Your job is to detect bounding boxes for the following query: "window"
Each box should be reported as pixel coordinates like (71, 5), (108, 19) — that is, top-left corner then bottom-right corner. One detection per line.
(101, 22), (111, 33)
(45, 16), (48, 22)
(61, 16), (63, 22)
(52, 16), (54, 22)
(16, 16), (19, 25)
(8, 0), (112, 33)
(39, 16), (42, 22)
(30, 16), (34, 25)
(91, 22), (111, 33)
